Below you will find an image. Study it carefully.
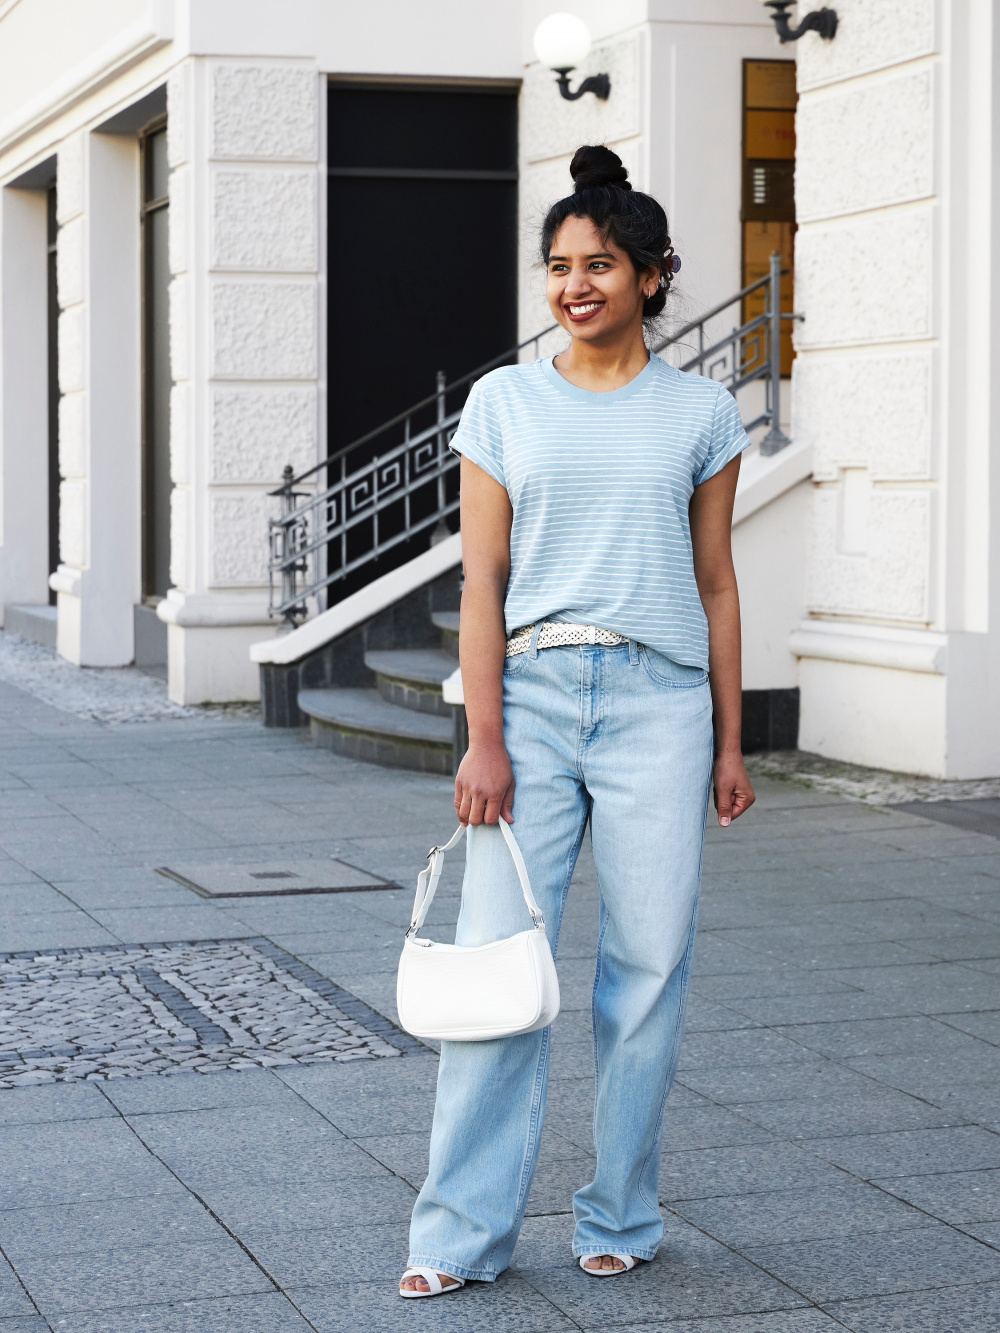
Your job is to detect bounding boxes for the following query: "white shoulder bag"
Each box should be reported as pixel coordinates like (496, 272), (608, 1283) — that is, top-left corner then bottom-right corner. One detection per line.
(396, 821), (560, 1042)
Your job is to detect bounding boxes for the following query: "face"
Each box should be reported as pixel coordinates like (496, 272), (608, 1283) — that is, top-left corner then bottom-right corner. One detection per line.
(546, 215), (658, 344)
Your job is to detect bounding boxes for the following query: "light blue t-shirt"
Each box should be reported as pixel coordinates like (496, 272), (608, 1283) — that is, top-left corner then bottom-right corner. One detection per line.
(450, 354), (751, 670)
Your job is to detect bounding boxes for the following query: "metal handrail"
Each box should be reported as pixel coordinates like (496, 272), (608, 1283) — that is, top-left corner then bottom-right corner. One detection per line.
(267, 254), (799, 624)
(268, 325), (559, 622)
(654, 252), (796, 451)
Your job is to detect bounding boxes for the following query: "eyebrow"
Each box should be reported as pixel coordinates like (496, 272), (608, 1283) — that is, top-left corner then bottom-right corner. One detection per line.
(548, 251), (616, 262)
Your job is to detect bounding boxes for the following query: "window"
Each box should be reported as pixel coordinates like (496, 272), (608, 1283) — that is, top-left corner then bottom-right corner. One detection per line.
(140, 121), (171, 599)
(742, 60), (796, 377)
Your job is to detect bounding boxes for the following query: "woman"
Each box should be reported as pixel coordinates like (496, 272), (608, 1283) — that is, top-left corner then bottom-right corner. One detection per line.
(399, 144), (755, 1298)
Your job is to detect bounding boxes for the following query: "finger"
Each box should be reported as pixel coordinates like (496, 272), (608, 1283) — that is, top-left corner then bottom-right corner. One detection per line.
(716, 784), (734, 827)
(483, 793), (501, 826)
(467, 791), (487, 826)
(500, 780), (515, 824)
(456, 786), (472, 826)
(730, 788), (755, 820)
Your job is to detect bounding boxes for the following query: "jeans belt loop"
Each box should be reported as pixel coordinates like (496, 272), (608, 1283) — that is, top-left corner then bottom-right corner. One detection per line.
(528, 623), (542, 659)
(628, 639), (640, 666)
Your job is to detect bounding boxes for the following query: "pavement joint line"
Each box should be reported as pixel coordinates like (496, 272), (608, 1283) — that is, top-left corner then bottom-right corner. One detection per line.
(91, 1083), (324, 1333)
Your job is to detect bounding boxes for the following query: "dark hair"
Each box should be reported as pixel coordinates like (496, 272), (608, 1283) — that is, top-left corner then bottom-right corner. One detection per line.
(540, 145), (676, 321)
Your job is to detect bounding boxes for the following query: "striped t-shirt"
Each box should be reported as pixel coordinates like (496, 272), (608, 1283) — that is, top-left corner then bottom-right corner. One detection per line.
(450, 353), (751, 669)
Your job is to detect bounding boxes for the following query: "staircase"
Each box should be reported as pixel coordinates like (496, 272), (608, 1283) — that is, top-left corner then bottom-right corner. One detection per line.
(253, 255), (801, 772)
(298, 614), (460, 774)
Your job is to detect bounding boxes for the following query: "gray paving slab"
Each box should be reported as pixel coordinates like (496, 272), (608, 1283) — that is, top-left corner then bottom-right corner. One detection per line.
(823, 1281), (1000, 1332)
(290, 1271), (578, 1333)
(99, 1067), (296, 1115)
(871, 1167), (1000, 1223)
(0, 1082), (117, 1126)
(731, 1090), (962, 1139)
(747, 1224), (1000, 1304)
(659, 1141), (849, 1202)
(15, 1238), (275, 1316)
(0, 1253), (35, 1319)
(0, 1192), (223, 1259)
(672, 1182), (930, 1247)
(805, 1125), (1000, 1179)
(34, 1291), (316, 1332)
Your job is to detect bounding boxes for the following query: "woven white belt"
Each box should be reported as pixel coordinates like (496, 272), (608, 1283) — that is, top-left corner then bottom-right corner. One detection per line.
(506, 622), (628, 658)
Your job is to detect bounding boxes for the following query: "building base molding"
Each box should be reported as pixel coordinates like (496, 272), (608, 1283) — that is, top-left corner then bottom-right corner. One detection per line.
(167, 622), (277, 706)
(788, 619), (948, 675)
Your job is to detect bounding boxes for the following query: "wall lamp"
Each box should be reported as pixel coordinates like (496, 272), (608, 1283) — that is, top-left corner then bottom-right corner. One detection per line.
(760, 0), (838, 42)
(533, 13), (611, 101)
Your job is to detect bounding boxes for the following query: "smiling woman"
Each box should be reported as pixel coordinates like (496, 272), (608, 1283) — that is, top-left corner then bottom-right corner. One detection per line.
(399, 144), (756, 1299)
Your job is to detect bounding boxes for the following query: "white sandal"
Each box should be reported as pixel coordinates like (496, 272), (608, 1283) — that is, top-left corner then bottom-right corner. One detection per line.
(398, 1266), (466, 1299)
(579, 1253), (641, 1276)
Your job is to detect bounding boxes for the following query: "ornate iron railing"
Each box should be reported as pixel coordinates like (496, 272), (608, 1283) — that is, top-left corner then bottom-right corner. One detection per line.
(268, 327), (558, 623)
(269, 254), (799, 625)
(654, 252), (798, 451)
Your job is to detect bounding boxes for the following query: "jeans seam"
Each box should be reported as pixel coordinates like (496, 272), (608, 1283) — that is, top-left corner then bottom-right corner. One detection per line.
(590, 908), (611, 1139)
(483, 1024), (550, 1273)
(635, 754), (711, 1214)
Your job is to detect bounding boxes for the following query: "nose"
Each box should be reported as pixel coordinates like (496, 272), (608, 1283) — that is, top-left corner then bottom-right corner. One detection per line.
(563, 266), (593, 298)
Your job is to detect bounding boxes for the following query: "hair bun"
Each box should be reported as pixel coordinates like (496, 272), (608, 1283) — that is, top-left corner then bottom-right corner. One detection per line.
(569, 144), (631, 193)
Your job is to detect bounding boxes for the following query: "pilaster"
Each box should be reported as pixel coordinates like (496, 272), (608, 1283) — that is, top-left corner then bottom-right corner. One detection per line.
(159, 57), (322, 703)
(791, 0), (1000, 776)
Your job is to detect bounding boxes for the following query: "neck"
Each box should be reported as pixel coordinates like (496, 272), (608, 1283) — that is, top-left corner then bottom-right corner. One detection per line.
(553, 320), (649, 392)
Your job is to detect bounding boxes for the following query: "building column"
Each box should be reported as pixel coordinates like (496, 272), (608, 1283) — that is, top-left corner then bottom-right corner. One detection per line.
(160, 57), (322, 704)
(50, 130), (142, 666)
(791, 0), (1000, 778)
(0, 177), (50, 616)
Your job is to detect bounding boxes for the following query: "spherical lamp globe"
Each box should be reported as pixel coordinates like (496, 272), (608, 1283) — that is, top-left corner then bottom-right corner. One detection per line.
(533, 13), (592, 71)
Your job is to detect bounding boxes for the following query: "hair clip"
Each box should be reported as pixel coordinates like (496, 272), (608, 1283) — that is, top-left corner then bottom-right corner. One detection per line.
(669, 254), (682, 274)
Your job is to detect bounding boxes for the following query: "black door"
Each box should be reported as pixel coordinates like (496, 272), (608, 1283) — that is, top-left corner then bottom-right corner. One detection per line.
(326, 84), (518, 600)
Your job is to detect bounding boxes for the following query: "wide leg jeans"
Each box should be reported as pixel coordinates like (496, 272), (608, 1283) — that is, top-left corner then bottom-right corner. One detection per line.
(408, 639), (714, 1280)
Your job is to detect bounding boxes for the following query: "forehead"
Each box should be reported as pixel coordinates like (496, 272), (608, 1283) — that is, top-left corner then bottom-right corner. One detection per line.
(549, 214), (622, 257)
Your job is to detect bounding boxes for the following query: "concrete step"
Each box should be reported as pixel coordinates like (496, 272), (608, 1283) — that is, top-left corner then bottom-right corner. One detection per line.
(297, 688), (454, 775)
(364, 649), (456, 717)
(432, 611), (460, 660)
(5, 604), (57, 649)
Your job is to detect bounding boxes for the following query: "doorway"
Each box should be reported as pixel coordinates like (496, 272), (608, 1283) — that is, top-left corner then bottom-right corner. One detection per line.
(140, 119), (171, 601)
(325, 82), (518, 600)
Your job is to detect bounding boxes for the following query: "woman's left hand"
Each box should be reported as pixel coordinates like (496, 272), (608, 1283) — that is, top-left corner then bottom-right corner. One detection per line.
(713, 751), (755, 827)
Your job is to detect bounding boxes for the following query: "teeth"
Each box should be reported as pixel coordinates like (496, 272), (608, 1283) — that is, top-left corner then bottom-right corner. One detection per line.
(569, 303), (602, 314)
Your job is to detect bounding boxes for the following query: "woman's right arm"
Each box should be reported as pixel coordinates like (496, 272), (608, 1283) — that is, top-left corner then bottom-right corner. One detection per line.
(454, 455), (515, 827)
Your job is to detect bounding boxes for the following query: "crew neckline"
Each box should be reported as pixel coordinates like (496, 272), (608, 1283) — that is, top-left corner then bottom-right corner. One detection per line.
(540, 353), (661, 404)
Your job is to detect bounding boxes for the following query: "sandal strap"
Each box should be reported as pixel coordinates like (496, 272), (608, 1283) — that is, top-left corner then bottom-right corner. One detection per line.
(401, 1266), (464, 1294)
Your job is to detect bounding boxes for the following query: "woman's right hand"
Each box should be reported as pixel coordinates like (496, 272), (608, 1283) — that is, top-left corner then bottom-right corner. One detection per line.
(455, 742), (515, 826)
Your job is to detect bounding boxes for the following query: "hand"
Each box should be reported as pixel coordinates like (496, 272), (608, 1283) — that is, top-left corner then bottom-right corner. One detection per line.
(455, 742), (515, 826)
(713, 751), (755, 827)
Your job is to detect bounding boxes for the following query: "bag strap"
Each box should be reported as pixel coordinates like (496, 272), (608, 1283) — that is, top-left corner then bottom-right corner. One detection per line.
(406, 820), (545, 939)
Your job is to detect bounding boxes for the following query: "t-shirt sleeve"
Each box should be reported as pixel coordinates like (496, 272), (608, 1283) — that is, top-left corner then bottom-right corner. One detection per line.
(448, 380), (505, 487)
(694, 386), (752, 487)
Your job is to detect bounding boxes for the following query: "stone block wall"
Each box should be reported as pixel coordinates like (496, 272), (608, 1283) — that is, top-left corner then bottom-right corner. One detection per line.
(792, 0), (1000, 776)
(160, 57), (322, 702)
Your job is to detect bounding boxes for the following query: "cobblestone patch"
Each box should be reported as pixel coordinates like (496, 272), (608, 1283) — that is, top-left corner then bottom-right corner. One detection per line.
(0, 938), (422, 1087)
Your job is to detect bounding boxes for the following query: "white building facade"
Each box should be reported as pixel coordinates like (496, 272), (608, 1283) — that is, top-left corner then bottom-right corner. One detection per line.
(0, 0), (997, 778)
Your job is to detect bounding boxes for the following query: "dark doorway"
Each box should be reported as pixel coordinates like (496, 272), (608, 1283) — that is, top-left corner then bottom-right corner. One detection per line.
(46, 184), (60, 603)
(140, 120), (171, 600)
(325, 83), (518, 602)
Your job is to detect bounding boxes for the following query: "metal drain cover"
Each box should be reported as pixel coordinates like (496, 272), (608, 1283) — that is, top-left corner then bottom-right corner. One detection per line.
(156, 859), (392, 898)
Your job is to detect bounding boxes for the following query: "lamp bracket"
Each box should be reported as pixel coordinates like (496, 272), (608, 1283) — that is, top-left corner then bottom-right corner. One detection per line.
(554, 70), (611, 101)
(764, 2), (838, 42)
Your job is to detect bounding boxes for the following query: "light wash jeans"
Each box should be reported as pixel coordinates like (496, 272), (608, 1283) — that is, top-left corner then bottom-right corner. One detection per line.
(408, 637), (714, 1280)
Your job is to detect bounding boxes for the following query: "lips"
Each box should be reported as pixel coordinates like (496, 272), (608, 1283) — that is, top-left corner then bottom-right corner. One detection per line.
(564, 301), (605, 323)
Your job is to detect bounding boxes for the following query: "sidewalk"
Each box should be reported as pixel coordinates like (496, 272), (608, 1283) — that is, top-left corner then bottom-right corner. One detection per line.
(0, 666), (999, 1332)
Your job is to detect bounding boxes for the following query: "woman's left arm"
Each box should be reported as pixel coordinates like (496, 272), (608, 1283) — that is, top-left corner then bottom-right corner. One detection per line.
(690, 454), (755, 826)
